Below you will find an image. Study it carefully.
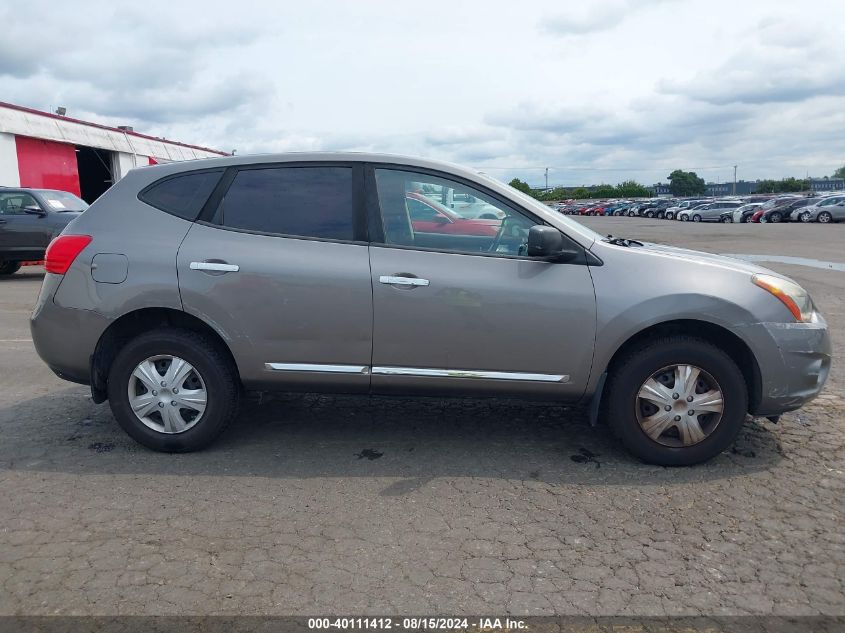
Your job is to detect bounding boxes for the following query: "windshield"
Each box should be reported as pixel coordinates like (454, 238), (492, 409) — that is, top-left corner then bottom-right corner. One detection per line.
(38, 190), (89, 212)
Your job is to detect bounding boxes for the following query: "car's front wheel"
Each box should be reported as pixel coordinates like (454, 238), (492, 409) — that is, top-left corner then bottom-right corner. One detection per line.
(107, 328), (240, 452)
(692, 214), (702, 222)
(800, 211), (812, 223)
(604, 336), (748, 466)
(0, 261), (22, 275)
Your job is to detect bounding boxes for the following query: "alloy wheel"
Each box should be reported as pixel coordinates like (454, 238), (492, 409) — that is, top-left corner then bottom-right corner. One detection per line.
(127, 355), (208, 434)
(635, 364), (724, 447)
(818, 212), (832, 224)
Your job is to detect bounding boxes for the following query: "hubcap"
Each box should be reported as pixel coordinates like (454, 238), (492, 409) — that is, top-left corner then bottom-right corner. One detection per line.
(635, 364), (724, 447)
(819, 213), (831, 223)
(127, 355), (207, 434)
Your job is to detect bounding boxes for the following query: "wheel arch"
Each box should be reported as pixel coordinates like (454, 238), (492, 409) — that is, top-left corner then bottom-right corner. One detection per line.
(600, 319), (762, 415)
(90, 307), (241, 403)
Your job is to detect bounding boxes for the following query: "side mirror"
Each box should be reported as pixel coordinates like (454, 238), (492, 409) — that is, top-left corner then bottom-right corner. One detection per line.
(527, 225), (579, 262)
(23, 205), (47, 217)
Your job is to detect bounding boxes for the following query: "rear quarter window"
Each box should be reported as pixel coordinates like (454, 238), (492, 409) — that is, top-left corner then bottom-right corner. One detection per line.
(138, 169), (223, 220)
(213, 166), (354, 241)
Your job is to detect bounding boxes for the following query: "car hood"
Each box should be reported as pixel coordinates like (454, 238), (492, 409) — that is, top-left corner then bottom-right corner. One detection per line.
(632, 242), (782, 277)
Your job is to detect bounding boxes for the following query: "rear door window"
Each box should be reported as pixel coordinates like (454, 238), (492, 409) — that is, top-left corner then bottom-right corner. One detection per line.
(140, 170), (223, 220)
(214, 166), (354, 241)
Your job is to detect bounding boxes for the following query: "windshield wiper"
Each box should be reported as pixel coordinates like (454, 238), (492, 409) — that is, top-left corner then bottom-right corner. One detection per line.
(604, 235), (643, 247)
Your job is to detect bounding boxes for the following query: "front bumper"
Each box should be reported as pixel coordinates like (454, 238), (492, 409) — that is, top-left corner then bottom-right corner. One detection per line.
(738, 316), (832, 416)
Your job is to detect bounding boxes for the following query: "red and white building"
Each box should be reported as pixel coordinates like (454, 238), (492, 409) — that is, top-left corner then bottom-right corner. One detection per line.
(0, 101), (228, 202)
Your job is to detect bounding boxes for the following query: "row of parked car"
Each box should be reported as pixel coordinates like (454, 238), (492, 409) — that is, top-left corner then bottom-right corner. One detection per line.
(551, 192), (845, 224)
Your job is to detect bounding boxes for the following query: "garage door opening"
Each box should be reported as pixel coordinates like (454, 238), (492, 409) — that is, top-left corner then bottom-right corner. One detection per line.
(75, 146), (114, 203)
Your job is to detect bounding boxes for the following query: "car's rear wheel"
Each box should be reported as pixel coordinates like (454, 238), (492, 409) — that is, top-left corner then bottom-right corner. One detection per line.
(604, 336), (747, 466)
(107, 328), (240, 452)
(817, 211), (833, 224)
(645, 211), (654, 218)
(0, 261), (22, 275)
(628, 210), (636, 217)
(666, 212), (675, 220)
(720, 216), (731, 223)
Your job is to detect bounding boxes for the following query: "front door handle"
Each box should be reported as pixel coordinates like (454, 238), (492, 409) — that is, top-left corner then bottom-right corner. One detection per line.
(190, 261), (239, 273)
(379, 275), (430, 287)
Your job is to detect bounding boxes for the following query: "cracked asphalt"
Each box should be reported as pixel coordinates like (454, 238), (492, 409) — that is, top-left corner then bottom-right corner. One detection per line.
(0, 219), (843, 616)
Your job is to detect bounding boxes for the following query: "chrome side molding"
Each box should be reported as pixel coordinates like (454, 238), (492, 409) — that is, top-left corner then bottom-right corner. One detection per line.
(265, 363), (369, 374)
(265, 362), (568, 383)
(371, 366), (569, 382)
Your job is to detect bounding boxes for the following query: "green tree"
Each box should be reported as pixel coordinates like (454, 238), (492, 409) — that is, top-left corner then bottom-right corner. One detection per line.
(756, 178), (809, 193)
(833, 165), (845, 179)
(508, 178), (532, 194)
(667, 169), (706, 196)
(777, 177), (809, 192)
(592, 184), (617, 198)
(571, 187), (591, 199)
(755, 179), (777, 193)
(615, 180), (651, 198)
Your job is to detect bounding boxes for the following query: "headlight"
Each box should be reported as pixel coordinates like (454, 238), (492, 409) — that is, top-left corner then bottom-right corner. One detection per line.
(752, 273), (815, 322)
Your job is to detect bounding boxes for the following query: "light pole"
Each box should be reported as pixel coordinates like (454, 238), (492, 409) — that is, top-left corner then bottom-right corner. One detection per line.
(545, 167), (549, 191)
(733, 165), (737, 196)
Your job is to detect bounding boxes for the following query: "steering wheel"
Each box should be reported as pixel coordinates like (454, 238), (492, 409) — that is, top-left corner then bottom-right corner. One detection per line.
(488, 216), (513, 253)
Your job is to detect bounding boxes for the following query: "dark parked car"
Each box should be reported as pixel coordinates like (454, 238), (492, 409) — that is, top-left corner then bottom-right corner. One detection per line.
(0, 188), (88, 275)
(760, 198), (813, 223)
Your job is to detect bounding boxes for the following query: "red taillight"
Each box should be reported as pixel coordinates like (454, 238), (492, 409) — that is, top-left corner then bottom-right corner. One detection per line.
(44, 235), (92, 274)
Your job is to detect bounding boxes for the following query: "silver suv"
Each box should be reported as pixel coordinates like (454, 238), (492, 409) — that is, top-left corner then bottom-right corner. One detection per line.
(30, 154), (831, 465)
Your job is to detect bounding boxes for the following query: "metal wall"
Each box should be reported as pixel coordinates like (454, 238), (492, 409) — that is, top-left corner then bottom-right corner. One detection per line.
(15, 136), (81, 196)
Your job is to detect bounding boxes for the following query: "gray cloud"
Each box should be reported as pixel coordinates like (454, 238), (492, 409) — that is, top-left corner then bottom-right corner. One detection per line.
(541, 0), (676, 36)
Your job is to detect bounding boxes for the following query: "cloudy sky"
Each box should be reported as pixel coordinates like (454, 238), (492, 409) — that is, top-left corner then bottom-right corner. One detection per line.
(2, 0), (843, 187)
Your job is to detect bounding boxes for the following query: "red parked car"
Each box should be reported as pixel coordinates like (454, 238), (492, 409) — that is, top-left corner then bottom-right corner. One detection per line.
(405, 191), (500, 236)
(750, 208), (765, 223)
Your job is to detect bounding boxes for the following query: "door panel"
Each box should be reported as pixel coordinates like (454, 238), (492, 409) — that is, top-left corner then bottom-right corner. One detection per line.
(369, 246), (597, 399)
(177, 223), (372, 392)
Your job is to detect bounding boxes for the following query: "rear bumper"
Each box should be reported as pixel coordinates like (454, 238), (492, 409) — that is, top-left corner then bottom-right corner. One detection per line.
(30, 273), (110, 385)
(738, 317), (832, 416)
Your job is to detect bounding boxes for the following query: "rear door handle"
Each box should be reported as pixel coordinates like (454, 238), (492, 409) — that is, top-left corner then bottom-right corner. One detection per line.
(379, 275), (430, 287)
(190, 261), (239, 272)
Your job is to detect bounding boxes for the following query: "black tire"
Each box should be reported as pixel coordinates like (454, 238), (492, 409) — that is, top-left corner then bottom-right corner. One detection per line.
(645, 211), (654, 218)
(692, 214), (702, 222)
(666, 212), (674, 220)
(603, 336), (748, 466)
(0, 261), (22, 275)
(800, 211), (812, 223)
(817, 211), (832, 224)
(680, 214), (689, 222)
(720, 216), (731, 223)
(769, 211), (782, 223)
(107, 328), (240, 452)
(656, 211), (665, 219)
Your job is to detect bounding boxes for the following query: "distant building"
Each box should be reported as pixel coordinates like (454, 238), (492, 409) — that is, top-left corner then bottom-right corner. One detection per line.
(650, 183), (671, 196)
(0, 101), (227, 203)
(705, 180), (755, 196)
(809, 177), (844, 192)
